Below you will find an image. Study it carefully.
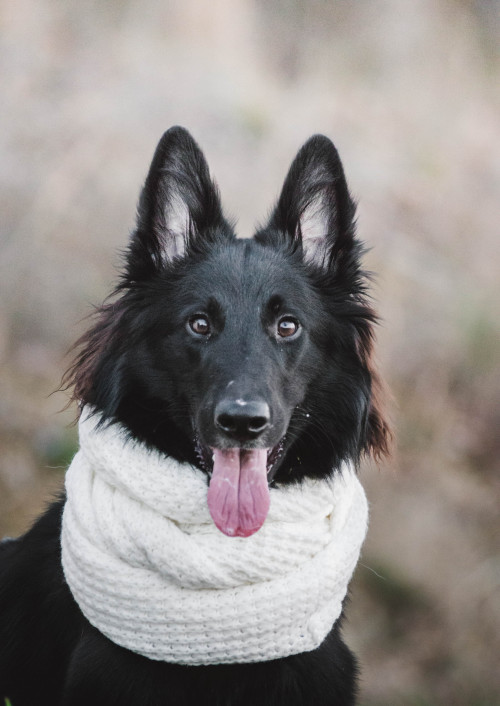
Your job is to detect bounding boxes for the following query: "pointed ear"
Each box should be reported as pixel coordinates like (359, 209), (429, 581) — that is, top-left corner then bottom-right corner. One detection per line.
(127, 126), (229, 281)
(265, 135), (357, 268)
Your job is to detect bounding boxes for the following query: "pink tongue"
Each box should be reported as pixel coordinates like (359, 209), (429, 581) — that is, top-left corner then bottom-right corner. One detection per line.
(207, 448), (270, 537)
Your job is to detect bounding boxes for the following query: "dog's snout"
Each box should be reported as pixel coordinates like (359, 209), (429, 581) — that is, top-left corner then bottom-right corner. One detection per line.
(215, 400), (271, 441)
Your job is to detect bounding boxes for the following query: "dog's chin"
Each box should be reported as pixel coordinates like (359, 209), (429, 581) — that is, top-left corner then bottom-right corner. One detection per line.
(194, 435), (286, 482)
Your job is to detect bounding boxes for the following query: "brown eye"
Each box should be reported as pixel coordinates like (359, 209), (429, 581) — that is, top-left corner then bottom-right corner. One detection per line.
(189, 315), (210, 336)
(277, 317), (299, 338)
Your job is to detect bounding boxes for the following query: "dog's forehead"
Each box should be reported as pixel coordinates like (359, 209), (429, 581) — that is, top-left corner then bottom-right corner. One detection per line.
(186, 239), (312, 305)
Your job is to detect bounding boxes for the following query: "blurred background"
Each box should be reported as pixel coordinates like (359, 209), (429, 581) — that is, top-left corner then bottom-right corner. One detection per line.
(1, 0), (499, 703)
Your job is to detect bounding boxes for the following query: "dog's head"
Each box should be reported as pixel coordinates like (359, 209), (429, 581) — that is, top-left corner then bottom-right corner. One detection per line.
(66, 127), (390, 536)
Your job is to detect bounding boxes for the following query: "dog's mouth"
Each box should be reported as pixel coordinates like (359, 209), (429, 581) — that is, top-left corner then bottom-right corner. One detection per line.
(194, 438), (285, 538)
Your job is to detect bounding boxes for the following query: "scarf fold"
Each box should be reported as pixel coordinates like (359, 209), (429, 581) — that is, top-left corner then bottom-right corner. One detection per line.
(61, 409), (368, 665)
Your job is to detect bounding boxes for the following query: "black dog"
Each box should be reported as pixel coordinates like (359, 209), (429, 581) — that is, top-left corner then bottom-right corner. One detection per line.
(0, 127), (390, 705)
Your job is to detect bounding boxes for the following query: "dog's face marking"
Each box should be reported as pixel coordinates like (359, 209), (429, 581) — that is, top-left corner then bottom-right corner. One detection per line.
(67, 126), (390, 536)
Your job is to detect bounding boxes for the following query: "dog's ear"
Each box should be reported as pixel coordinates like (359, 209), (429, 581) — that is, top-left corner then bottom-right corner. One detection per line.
(263, 135), (357, 269)
(127, 126), (229, 281)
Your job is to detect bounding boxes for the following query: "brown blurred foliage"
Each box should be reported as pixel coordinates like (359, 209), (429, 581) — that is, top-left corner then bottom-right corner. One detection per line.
(0, 1), (499, 703)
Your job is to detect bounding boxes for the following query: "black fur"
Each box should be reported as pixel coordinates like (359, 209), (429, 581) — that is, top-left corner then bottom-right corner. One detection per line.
(0, 127), (390, 705)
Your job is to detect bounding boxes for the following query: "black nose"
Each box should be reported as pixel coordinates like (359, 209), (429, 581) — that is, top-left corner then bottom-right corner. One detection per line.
(215, 400), (271, 441)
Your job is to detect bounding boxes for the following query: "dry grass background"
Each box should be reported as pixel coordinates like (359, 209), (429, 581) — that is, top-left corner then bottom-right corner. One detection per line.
(0, 0), (499, 703)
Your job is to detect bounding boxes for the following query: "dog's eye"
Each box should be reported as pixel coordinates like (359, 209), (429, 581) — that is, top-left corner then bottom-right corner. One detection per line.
(277, 317), (299, 338)
(188, 316), (211, 336)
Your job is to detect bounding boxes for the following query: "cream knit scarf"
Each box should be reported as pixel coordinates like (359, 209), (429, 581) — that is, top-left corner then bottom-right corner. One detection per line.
(61, 409), (369, 665)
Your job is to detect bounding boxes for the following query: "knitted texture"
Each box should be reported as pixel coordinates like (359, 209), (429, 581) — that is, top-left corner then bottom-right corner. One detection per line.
(61, 409), (369, 665)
